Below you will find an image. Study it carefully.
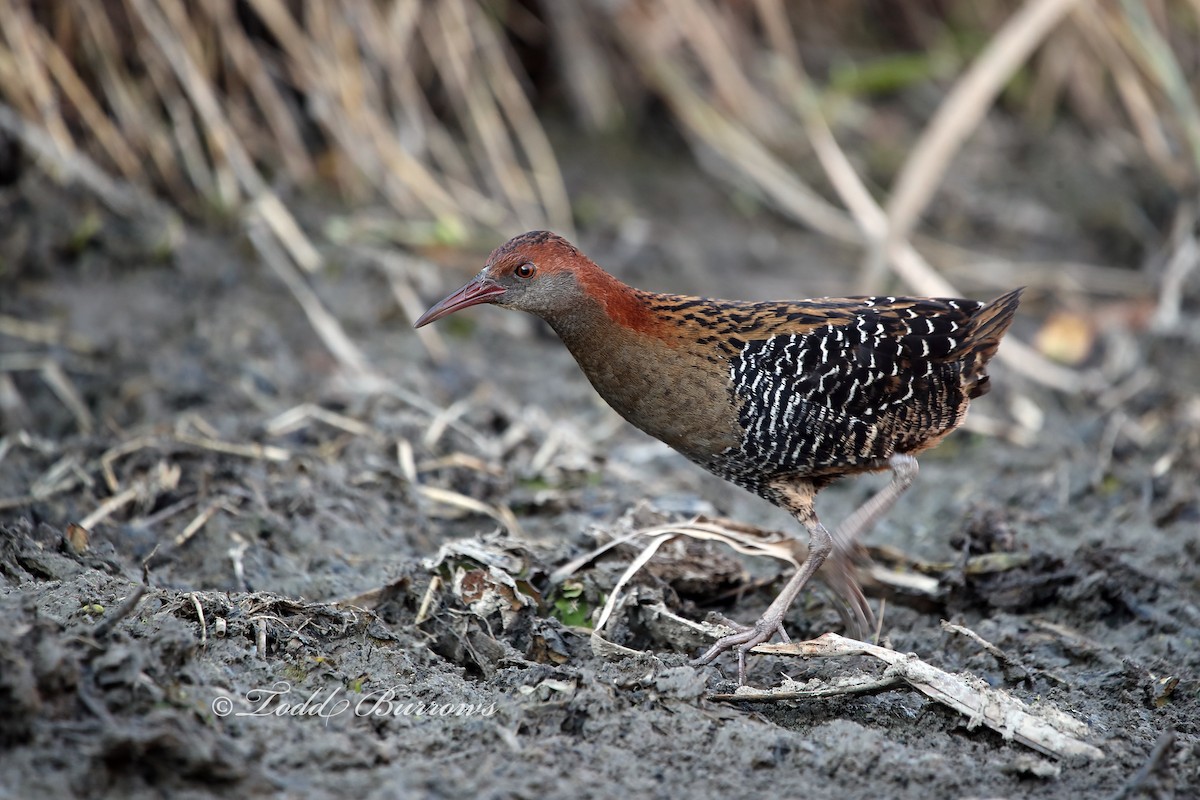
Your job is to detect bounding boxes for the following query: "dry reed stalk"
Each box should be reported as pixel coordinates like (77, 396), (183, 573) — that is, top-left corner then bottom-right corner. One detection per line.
(1115, 0), (1200, 174)
(469, 1), (573, 235)
(4, 1), (1195, 251)
(1072, 13), (1177, 182)
(618, 22), (860, 242)
(884, 0), (1085, 244)
(32, 21), (144, 182)
(0, 1), (571, 240)
(0, 1), (74, 157)
(542, 2), (622, 131)
(196, 0), (314, 184)
(78, 3), (187, 199)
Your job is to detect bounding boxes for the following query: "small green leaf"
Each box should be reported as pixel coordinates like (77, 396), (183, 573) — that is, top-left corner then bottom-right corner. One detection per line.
(551, 581), (592, 628)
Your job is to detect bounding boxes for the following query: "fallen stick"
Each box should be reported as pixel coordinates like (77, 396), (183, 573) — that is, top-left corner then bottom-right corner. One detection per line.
(731, 633), (1104, 761)
(591, 597), (1103, 762)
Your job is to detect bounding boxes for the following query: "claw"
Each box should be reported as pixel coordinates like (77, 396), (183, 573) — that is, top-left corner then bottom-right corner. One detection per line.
(692, 619), (789, 684)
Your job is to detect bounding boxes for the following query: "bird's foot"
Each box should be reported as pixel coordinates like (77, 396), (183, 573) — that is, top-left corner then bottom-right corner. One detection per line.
(704, 612), (790, 642)
(692, 616), (789, 685)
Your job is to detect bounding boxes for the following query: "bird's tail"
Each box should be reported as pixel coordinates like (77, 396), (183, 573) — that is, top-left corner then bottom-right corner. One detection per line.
(961, 287), (1023, 399)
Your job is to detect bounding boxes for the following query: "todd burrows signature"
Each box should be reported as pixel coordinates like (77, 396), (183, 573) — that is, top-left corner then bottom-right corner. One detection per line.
(210, 681), (498, 722)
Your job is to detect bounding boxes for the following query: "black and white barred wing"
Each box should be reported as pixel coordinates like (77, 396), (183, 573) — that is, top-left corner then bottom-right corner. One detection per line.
(727, 297), (984, 474)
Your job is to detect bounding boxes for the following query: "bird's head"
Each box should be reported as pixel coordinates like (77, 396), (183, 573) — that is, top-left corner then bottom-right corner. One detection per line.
(414, 231), (592, 327)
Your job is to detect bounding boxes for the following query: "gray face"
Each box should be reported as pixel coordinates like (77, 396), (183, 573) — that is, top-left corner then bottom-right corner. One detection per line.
(488, 263), (581, 318)
(483, 234), (588, 319)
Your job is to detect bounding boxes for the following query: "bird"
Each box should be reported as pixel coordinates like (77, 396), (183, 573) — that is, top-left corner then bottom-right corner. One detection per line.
(415, 230), (1022, 683)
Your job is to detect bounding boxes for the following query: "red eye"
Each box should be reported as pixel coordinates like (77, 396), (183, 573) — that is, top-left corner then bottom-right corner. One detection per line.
(515, 262), (536, 279)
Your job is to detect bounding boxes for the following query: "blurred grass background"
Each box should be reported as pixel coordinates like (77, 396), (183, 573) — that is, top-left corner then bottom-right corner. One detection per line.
(1, 0), (1197, 383)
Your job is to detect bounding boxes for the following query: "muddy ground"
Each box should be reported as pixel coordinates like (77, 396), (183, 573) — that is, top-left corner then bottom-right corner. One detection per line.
(1, 127), (1198, 799)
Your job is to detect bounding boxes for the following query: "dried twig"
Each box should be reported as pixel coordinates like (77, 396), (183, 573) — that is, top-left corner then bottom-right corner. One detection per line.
(79, 461), (181, 529)
(78, 487), (139, 531)
(423, 395), (478, 449)
(397, 439), (419, 484)
(255, 616), (267, 659)
(173, 431), (290, 462)
(417, 484), (523, 537)
(385, 261), (449, 365)
(100, 435), (161, 493)
(940, 619), (1065, 684)
(172, 501), (226, 550)
(730, 633), (1104, 760)
(266, 403), (378, 439)
(40, 361), (94, 435)
(31, 453), (85, 498)
(247, 222), (374, 380)
(552, 516), (796, 589)
(1151, 205), (1200, 331)
(415, 575), (443, 625)
(0, 314), (95, 354)
(191, 592), (208, 646)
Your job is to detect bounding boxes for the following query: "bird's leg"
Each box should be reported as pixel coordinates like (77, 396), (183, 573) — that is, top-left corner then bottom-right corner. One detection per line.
(692, 455), (919, 683)
(692, 482), (830, 684)
(822, 453), (920, 638)
(830, 453), (919, 554)
(827, 454), (920, 636)
(692, 522), (831, 683)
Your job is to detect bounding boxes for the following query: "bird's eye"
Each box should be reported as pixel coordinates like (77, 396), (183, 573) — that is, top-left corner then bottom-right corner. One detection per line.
(515, 262), (536, 279)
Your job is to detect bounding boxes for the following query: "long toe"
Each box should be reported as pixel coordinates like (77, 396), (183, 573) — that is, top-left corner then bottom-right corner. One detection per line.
(692, 628), (758, 667)
(822, 553), (875, 640)
(692, 618), (785, 675)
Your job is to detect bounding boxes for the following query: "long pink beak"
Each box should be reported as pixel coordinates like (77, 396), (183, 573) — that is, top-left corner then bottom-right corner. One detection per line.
(414, 274), (506, 328)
